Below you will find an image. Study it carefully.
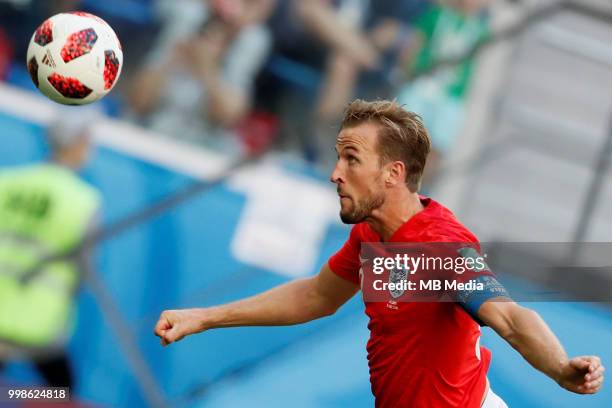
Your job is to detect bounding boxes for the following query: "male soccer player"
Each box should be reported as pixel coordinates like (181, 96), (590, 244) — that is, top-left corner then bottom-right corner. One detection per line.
(155, 100), (604, 407)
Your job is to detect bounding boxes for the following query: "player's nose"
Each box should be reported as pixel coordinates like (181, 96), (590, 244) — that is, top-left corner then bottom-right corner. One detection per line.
(330, 161), (344, 185)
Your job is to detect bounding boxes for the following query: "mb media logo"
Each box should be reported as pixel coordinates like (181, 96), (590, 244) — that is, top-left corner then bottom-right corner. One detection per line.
(41, 50), (56, 68)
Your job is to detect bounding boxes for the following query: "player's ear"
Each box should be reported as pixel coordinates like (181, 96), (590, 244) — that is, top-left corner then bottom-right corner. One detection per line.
(385, 160), (405, 187)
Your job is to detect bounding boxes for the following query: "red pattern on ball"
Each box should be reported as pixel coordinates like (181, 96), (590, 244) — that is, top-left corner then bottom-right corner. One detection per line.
(47, 73), (93, 99)
(103, 50), (120, 90)
(60, 28), (98, 63)
(28, 57), (39, 88)
(34, 19), (53, 46)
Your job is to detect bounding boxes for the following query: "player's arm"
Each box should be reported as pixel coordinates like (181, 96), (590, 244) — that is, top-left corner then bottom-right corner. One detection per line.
(154, 263), (358, 346)
(478, 300), (605, 394)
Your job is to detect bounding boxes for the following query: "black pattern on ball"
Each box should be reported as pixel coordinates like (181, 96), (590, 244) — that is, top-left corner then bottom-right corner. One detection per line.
(34, 19), (53, 46)
(47, 73), (93, 99)
(27, 57), (39, 88)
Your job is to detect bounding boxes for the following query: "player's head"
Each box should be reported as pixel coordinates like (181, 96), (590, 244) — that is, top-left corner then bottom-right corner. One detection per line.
(331, 99), (431, 224)
(47, 107), (97, 170)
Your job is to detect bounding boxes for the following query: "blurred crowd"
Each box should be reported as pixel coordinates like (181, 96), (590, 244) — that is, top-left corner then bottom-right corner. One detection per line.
(0, 0), (492, 181)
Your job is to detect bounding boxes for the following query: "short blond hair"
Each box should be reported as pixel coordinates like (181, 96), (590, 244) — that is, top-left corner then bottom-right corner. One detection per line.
(340, 99), (431, 192)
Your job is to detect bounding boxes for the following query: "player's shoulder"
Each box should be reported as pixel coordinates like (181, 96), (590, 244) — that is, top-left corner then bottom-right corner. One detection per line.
(412, 197), (479, 243)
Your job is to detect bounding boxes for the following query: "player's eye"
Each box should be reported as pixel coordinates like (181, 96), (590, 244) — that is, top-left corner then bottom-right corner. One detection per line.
(347, 155), (358, 164)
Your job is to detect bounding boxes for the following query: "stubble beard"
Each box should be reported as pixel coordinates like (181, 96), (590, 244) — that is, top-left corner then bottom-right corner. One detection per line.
(340, 192), (385, 224)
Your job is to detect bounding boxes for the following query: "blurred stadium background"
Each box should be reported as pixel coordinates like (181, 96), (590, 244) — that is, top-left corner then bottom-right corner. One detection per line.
(1, 0), (612, 407)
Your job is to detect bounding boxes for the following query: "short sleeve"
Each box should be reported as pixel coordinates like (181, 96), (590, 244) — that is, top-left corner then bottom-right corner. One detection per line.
(328, 225), (362, 285)
(448, 245), (511, 325)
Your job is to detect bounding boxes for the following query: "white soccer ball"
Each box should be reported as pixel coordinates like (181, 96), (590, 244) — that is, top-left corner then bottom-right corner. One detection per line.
(26, 12), (123, 105)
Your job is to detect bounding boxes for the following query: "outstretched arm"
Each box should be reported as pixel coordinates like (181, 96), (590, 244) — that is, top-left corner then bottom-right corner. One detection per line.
(154, 263), (358, 346)
(478, 300), (605, 394)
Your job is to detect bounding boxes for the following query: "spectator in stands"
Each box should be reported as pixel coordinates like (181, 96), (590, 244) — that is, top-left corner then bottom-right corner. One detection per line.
(313, 0), (431, 119)
(261, 0), (429, 168)
(128, 0), (275, 154)
(396, 0), (491, 185)
(259, 0), (375, 162)
(0, 109), (100, 388)
(311, 0), (431, 168)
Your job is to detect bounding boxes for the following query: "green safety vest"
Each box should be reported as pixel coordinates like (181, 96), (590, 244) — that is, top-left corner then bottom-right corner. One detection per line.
(0, 163), (100, 348)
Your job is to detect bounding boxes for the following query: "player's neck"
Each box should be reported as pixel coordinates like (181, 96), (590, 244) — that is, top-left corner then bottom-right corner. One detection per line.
(366, 190), (424, 241)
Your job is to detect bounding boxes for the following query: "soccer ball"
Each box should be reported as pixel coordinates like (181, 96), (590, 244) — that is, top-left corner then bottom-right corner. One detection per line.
(26, 12), (123, 105)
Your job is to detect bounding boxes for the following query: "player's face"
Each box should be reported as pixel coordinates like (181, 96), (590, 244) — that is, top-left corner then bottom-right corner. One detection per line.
(331, 122), (386, 224)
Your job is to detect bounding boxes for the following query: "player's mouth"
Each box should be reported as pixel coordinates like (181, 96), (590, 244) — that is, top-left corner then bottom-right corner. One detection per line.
(338, 193), (352, 204)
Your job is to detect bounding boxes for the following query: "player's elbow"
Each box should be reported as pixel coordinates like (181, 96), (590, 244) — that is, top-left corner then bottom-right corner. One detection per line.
(319, 302), (341, 318)
(303, 280), (341, 320)
(308, 294), (341, 320)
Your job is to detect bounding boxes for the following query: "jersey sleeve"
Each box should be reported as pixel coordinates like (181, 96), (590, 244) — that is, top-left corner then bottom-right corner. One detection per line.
(328, 225), (362, 286)
(450, 245), (511, 325)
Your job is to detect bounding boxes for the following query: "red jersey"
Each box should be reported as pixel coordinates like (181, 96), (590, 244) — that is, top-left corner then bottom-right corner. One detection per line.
(328, 197), (491, 408)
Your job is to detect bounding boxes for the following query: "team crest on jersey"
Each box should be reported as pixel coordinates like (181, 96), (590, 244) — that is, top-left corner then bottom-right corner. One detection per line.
(388, 266), (409, 299)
